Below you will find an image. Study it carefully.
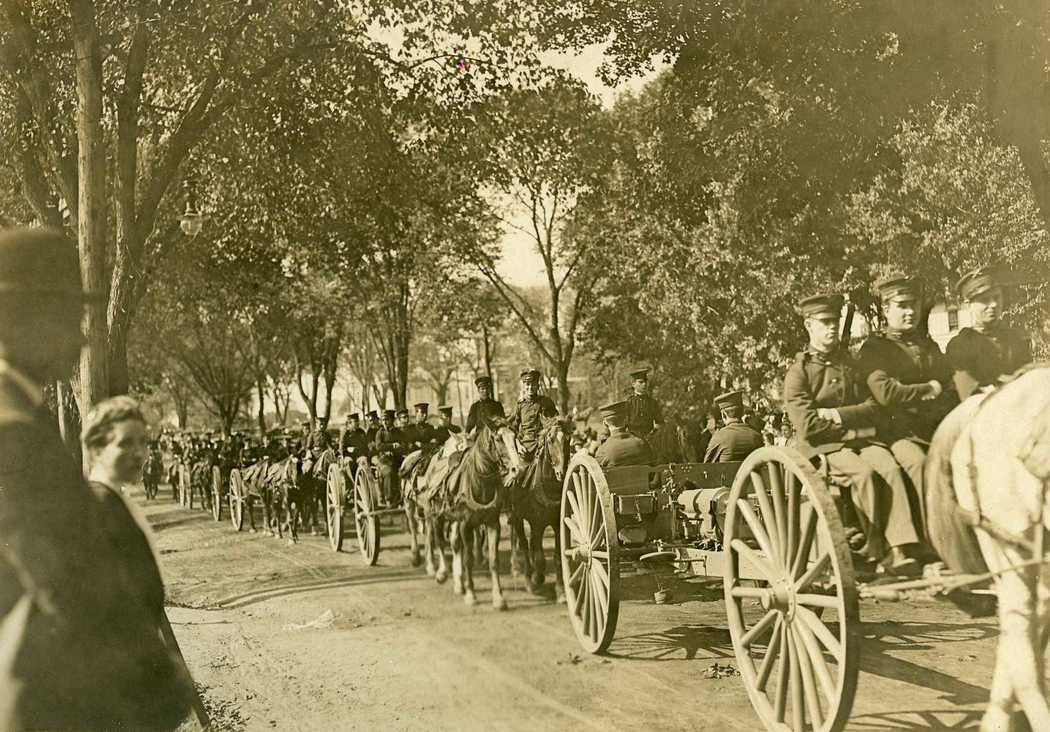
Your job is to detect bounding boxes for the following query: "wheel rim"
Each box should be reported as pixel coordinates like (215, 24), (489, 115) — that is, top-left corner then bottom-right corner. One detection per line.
(559, 454), (619, 654)
(724, 446), (860, 732)
(353, 467), (379, 565)
(211, 467), (222, 521)
(229, 470), (243, 531)
(327, 465), (344, 551)
(180, 466), (189, 507)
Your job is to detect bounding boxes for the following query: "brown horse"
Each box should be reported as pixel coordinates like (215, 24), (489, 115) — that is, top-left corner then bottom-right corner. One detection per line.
(510, 417), (572, 601)
(437, 422), (520, 609)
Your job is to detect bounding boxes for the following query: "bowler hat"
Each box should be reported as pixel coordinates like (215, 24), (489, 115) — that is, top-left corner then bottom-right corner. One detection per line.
(956, 268), (999, 301)
(798, 293), (844, 319)
(0, 227), (94, 299)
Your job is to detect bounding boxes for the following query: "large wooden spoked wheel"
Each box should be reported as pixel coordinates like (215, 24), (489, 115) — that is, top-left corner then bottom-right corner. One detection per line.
(352, 466), (380, 565)
(723, 446), (860, 732)
(178, 464), (190, 507)
(229, 469), (245, 531)
(559, 453), (620, 654)
(210, 466), (223, 521)
(326, 463), (345, 552)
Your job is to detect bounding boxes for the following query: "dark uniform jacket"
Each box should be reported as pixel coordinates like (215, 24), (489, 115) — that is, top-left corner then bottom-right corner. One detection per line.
(858, 331), (957, 441)
(704, 421), (764, 463)
(339, 427), (370, 458)
(0, 367), (193, 729)
(466, 397), (506, 432)
(433, 423), (462, 444)
(372, 427), (406, 465)
(945, 326), (1031, 400)
(509, 395), (558, 452)
(625, 393), (662, 435)
(595, 431), (655, 469)
(782, 348), (882, 456)
(406, 422), (435, 449)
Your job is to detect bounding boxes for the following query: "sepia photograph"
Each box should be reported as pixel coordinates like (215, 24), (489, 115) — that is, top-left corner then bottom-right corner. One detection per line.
(1, 2), (1050, 730)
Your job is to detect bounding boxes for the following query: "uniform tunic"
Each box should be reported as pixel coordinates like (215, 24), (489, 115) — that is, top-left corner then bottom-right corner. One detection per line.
(625, 393), (662, 436)
(339, 427), (370, 458)
(945, 326), (1031, 400)
(373, 426), (405, 502)
(509, 395), (558, 454)
(703, 421), (764, 463)
(465, 397), (506, 432)
(595, 431), (655, 469)
(782, 348), (920, 559)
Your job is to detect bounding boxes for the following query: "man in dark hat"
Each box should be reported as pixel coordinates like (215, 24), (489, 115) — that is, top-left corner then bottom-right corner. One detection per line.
(703, 390), (764, 463)
(595, 401), (655, 469)
(364, 410), (381, 450)
(625, 367), (663, 436)
(409, 402), (434, 449)
(0, 227), (194, 728)
(859, 274), (957, 502)
(465, 374), (505, 433)
(339, 413), (370, 468)
(508, 368), (558, 459)
(433, 405), (461, 443)
(783, 292), (924, 575)
(946, 268), (1031, 400)
(372, 409), (405, 506)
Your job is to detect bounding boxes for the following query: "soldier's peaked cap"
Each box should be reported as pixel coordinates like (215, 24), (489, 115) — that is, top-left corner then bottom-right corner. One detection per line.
(474, 375), (492, 387)
(438, 405), (453, 415)
(798, 293), (844, 318)
(413, 402), (429, 412)
(714, 390), (744, 409)
(875, 273), (921, 301)
(521, 368), (540, 383)
(366, 410), (378, 419)
(956, 268), (999, 301)
(628, 367), (650, 380)
(347, 413), (360, 421)
(383, 409), (396, 419)
(598, 400), (628, 424)
(0, 227), (99, 300)
(395, 408), (409, 417)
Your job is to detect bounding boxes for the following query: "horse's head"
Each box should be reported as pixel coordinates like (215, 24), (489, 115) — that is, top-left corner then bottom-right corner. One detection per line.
(474, 418), (522, 483)
(540, 416), (573, 481)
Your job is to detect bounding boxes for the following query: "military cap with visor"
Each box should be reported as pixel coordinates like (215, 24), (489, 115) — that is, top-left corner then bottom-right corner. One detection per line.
(956, 267), (1000, 302)
(413, 402), (429, 413)
(598, 400), (628, 426)
(437, 405), (454, 417)
(395, 408), (409, 417)
(875, 273), (922, 301)
(346, 412), (360, 421)
(714, 390), (745, 410)
(383, 409), (396, 419)
(628, 367), (650, 380)
(366, 410), (378, 419)
(474, 375), (492, 387)
(798, 293), (844, 319)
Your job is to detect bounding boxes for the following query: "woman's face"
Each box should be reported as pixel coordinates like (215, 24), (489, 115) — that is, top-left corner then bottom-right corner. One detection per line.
(94, 419), (149, 484)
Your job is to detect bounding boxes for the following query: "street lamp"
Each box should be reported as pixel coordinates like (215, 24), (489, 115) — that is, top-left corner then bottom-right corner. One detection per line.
(179, 200), (204, 236)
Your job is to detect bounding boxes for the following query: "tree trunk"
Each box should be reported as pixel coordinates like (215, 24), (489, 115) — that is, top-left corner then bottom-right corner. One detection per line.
(70, 0), (110, 412)
(56, 379), (82, 466)
(556, 361), (571, 414)
(255, 379), (267, 434)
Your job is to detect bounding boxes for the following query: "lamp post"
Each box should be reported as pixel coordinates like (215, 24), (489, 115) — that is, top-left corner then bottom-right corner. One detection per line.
(179, 181), (206, 236)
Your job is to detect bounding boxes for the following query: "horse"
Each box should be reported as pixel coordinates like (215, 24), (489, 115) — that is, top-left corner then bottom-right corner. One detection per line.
(400, 440), (450, 569)
(928, 365), (1050, 731)
(302, 447), (337, 536)
(509, 416), (572, 601)
(435, 421), (521, 609)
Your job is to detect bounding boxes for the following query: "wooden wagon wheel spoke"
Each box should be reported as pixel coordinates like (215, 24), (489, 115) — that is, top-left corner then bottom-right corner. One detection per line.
(793, 615), (837, 702)
(591, 553), (611, 588)
(788, 629), (805, 731)
(792, 625), (824, 730)
(786, 470), (800, 565)
(755, 616), (784, 692)
(737, 500), (780, 565)
(730, 539), (779, 583)
(589, 571), (606, 636)
(795, 552), (832, 592)
(571, 471), (586, 517)
(590, 549), (610, 560)
(796, 593), (840, 610)
(795, 606), (843, 663)
(567, 561), (586, 588)
(740, 609), (779, 648)
(731, 586), (771, 600)
(563, 514), (586, 546)
(775, 622), (790, 723)
(749, 471), (783, 561)
(767, 463), (788, 562)
(790, 507), (819, 581)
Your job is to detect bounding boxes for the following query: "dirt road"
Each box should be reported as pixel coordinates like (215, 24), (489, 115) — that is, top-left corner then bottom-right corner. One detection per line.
(145, 487), (996, 731)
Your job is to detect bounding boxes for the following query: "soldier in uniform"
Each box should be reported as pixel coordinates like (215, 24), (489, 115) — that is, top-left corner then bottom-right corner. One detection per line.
(625, 367), (663, 436)
(373, 409), (406, 506)
(508, 369), (558, 459)
(339, 413), (370, 466)
(433, 405), (461, 442)
(364, 410), (381, 449)
(858, 274), (957, 502)
(410, 402), (434, 449)
(783, 293), (924, 574)
(0, 228), (195, 728)
(704, 390), (764, 463)
(595, 401), (655, 469)
(466, 375), (506, 433)
(946, 267), (1031, 400)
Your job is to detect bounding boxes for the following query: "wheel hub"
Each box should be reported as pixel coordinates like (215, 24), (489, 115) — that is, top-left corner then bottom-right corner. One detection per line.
(760, 577), (796, 619)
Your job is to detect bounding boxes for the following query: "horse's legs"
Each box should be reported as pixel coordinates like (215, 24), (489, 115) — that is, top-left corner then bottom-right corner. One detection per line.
(489, 520), (506, 611)
(433, 516), (450, 584)
(450, 521), (464, 595)
(246, 494), (257, 532)
(286, 490), (300, 545)
(529, 521), (546, 593)
(510, 515), (529, 580)
(474, 525), (488, 570)
(462, 522), (477, 606)
(422, 511), (436, 576)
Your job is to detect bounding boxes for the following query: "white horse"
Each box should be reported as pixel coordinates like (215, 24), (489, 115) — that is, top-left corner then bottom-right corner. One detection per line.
(938, 366), (1050, 731)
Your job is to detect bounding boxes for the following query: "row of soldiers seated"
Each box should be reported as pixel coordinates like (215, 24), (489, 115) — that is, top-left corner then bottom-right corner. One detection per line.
(592, 267), (1031, 578)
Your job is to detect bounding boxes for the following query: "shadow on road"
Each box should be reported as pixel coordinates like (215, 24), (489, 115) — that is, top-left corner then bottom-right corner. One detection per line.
(847, 707), (981, 730)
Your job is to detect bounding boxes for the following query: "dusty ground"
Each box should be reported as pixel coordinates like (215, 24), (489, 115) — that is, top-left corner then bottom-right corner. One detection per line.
(144, 484), (998, 731)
